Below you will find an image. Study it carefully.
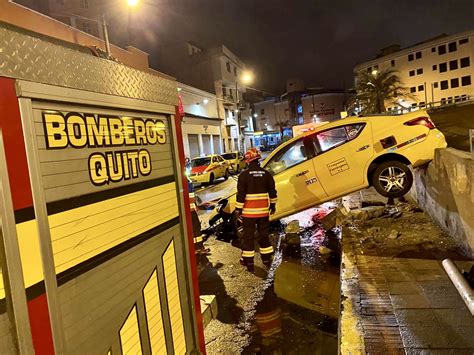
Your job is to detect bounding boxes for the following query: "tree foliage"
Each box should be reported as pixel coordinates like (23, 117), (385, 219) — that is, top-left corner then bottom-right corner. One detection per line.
(351, 69), (413, 114)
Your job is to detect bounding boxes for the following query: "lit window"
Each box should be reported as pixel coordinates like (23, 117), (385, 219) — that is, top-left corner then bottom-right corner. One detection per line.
(439, 63), (447, 72)
(460, 57), (470, 68)
(416, 68), (423, 75)
(409, 70), (415, 77)
(408, 54), (414, 61)
(438, 45), (446, 55)
(448, 42), (457, 52)
(418, 85), (424, 91)
(459, 38), (469, 45)
(449, 60), (458, 70)
(461, 75), (471, 86)
(80, 0), (88, 8)
(415, 51), (422, 59)
(440, 80), (448, 90)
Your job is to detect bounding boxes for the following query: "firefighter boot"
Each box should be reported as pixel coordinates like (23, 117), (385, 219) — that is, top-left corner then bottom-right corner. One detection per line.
(240, 257), (255, 272)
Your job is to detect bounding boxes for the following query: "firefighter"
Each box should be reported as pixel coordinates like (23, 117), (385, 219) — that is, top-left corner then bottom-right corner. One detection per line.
(188, 178), (211, 255)
(235, 148), (277, 271)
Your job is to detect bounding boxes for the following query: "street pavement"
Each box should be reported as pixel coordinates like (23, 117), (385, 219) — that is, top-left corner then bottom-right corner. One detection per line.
(339, 189), (474, 354)
(197, 208), (339, 354)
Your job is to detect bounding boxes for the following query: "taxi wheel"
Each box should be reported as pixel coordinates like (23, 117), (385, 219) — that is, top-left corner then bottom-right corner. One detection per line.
(372, 161), (413, 198)
(224, 169), (229, 180)
(235, 165), (240, 173)
(209, 173), (215, 185)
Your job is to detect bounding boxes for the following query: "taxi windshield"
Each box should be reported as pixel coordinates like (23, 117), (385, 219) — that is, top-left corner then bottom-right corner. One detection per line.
(191, 157), (211, 167)
(221, 153), (237, 160)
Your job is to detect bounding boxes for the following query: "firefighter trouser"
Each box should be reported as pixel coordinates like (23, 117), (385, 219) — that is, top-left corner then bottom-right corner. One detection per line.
(191, 210), (204, 250)
(241, 216), (274, 265)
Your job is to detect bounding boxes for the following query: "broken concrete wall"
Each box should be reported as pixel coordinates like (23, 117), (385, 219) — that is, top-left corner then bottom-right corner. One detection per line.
(410, 148), (474, 258)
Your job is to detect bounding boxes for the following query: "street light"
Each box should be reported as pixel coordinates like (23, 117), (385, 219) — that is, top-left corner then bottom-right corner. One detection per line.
(127, 0), (139, 7)
(235, 70), (255, 153)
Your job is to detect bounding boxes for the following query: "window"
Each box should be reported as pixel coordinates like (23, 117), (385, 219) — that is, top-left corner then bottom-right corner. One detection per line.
(217, 155), (225, 162)
(438, 45), (446, 55)
(411, 103), (417, 108)
(460, 57), (470, 68)
(315, 125), (364, 152)
(212, 156), (219, 163)
(415, 51), (422, 59)
(82, 22), (91, 34)
(260, 108), (265, 115)
(461, 75), (471, 86)
(454, 96), (461, 102)
(416, 68), (423, 75)
(80, 0), (88, 8)
(409, 70), (415, 77)
(441, 98), (446, 105)
(266, 139), (307, 175)
(448, 42), (457, 52)
(439, 63), (447, 72)
(459, 38), (469, 45)
(222, 87), (227, 96)
(449, 60), (458, 70)
(224, 108), (229, 118)
(374, 65), (379, 70)
(432, 64), (437, 71)
(226, 61), (231, 72)
(419, 101), (426, 108)
(410, 87), (416, 93)
(234, 67), (237, 76)
(391, 60), (395, 67)
(418, 85), (424, 91)
(440, 80), (448, 90)
(434, 82), (439, 88)
(408, 54), (414, 61)
(431, 47), (436, 53)
(367, 67), (372, 73)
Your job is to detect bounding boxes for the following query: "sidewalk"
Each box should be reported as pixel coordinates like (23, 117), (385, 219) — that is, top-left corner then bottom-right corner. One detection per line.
(339, 190), (474, 354)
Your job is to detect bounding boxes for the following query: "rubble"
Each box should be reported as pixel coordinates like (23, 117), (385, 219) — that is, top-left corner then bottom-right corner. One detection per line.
(388, 230), (400, 239)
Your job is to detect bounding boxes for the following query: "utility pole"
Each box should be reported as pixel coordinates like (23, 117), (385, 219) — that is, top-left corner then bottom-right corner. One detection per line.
(101, 14), (111, 56)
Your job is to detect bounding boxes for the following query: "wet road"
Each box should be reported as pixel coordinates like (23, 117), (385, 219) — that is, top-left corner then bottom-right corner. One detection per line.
(198, 204), (340, 354)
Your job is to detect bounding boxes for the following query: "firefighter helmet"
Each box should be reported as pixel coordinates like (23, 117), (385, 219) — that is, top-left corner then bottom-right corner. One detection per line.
(244, 147), (261, 163)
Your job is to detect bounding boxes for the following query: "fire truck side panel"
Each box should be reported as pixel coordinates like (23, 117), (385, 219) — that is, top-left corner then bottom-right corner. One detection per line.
(0, 20), (202, 353)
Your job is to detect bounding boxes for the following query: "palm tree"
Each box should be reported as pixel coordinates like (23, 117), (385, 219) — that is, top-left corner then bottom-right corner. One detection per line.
(352, 69), (413, 114)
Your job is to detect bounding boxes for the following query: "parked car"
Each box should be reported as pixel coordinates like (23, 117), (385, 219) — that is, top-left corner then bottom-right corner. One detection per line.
(210, 110), (447, 220)
(188, 154), (230, 185)
(221, 151), (247, 173)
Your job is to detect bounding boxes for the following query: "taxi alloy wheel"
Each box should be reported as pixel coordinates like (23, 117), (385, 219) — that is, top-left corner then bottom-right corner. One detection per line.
(372, 160), (413, 198)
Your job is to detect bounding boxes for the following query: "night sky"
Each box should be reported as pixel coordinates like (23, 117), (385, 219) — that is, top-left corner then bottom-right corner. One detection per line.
(108, 0), (474, 94)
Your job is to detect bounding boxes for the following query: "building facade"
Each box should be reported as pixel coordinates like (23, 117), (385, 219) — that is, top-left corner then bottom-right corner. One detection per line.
(354, 31), (474, 110)
(178, 83), (222, 159)
(14, 0), (103, 38)
(157, 42), (251, 153)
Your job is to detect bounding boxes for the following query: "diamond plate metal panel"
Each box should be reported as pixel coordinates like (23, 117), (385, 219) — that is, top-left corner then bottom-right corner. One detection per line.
(0, 24), (177, 106)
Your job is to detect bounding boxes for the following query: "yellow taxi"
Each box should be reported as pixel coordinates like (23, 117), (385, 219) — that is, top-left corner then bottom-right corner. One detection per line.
(214, 110), (447, 220)
(221, 151), (247, 173)
(188, 154), (230, 185)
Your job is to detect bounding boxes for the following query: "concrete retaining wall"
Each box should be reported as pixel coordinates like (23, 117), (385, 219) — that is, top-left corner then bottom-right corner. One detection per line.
(410, 148), (474, 258)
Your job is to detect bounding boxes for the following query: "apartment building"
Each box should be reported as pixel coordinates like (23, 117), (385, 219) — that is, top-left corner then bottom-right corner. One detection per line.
(354, 30), (474, 110)
(157, 42), (251, 152)
(178, 83), (222, 159)
(14, 0), (103, 37)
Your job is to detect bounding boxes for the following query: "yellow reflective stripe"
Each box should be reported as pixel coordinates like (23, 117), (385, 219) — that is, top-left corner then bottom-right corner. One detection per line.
(246, 193), (269, 198)
(235, 202), (244, 208)
(194, 236), (203, 243)
(245, 196), (269, 201)
(189, 193), (195, 198)
(241, 250), (255, 257)
(256, 310), (281, 322)
(190, 203), (196, 210)
(259, 246), (274, 254)
(243, 211), (269, 215)
(243, 208), (269, 212)
(269, 198), (277, 203)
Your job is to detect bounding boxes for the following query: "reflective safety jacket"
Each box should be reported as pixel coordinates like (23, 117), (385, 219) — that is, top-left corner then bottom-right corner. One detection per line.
(235, 162), (277, 218)
(188, 179), (196, 212)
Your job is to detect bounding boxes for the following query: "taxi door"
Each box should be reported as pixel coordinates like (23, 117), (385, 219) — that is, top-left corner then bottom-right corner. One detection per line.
(264, 137), (328, 220)
(308, 122), (374, 198)
(212, 156), (223, 177)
